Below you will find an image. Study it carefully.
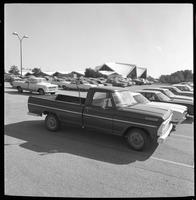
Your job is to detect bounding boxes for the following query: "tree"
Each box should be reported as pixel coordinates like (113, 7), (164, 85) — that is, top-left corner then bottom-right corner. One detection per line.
(159, 69), (193, 83)
(32, 68), (41, 74)
(8, 65), (20, 75)
(84, 68), (107, 78)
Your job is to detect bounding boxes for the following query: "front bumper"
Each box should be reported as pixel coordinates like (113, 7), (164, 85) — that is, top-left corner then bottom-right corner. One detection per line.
(157, 123), (173, 144)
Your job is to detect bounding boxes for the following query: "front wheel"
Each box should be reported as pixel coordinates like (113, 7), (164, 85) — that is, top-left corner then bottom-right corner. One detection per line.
(125, 128), (149, 151)
(45, 114), (60, 131)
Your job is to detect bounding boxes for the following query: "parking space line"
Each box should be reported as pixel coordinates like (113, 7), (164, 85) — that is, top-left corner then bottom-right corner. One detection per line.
(151, 156), (194, 168)
(172, 134), (193, 139)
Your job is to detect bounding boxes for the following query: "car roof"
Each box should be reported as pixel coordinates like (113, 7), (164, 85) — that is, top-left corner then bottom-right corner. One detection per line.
(143, 87), (166, 91)
(91, 86), (129, 92)
(137, 90), (161, 94)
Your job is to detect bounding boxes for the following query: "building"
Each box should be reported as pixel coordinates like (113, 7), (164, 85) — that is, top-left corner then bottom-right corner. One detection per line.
(136, 67), (147, 79)
(95, 62), (137, 79)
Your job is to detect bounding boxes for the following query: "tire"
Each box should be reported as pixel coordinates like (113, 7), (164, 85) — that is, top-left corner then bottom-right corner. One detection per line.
(125, 128), (149, 151)
(17, 86), (23, 93)
(38, 88), (45, 95)
(51, 92), (55, 95)
(45, 114), (60, 131)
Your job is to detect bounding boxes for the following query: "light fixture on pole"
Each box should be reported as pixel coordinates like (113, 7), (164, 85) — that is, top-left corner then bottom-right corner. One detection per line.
(12, 32), (29, 76)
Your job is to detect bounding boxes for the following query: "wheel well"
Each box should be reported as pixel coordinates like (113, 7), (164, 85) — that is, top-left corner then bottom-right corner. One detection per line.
(123, 126), (150, 139)
(43, 111), (58, 118)
(37, 88), (44, 92)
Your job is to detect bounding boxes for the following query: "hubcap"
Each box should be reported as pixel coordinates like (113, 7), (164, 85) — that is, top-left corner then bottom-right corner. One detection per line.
(129, 132), (144, 149)
(48, 117), (56, 129)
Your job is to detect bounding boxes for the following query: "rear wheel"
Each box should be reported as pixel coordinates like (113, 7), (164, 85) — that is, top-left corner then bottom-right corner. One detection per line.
(125, 128), (149, 151)
(17, 86), (23, 93)
(38, 88), (45, 95)
(62, 85), (67, 90)
(45, 114), (60, 131)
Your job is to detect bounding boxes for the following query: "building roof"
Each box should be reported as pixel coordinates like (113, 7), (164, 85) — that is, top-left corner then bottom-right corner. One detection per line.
(95, 62), (137, 78)
(136, 67), (147, 78)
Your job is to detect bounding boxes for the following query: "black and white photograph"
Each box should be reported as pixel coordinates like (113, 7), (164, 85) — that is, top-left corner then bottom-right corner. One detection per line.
(4, 3), (194, 197)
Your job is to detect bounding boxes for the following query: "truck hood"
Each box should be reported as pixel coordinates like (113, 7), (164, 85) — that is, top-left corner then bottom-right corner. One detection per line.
(120, 103), (171, 120)
(148, 102), (187, 113)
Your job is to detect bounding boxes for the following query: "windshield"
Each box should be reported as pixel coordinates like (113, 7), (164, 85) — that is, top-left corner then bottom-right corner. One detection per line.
(164, 89), (174, 97)
(112, 91), (138, 107)
(157, 92), (171, 101)
(133, 94), (150, 104)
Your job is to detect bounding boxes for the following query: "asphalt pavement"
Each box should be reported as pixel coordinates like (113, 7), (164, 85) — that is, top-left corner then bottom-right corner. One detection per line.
(4, 82), (194, 197)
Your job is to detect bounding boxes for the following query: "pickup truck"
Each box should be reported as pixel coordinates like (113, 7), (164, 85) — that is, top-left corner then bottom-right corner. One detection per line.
(12, 77), (58, 95)
(27, 86), (173, 151)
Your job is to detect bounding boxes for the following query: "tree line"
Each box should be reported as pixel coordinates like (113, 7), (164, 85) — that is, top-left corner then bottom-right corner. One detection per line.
(6, 65), (193, 84)
(159, 70), (193, 84)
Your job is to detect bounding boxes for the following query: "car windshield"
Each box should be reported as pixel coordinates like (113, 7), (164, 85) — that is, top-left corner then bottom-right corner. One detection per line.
(157, 92), (171, 101)
(164, 89), (175, 97)
(112, 91), (138, 107)
(133, 94), (150, 104)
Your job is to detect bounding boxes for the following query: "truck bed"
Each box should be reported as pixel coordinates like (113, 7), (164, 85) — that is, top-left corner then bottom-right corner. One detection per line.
(28, 94), (86, 126)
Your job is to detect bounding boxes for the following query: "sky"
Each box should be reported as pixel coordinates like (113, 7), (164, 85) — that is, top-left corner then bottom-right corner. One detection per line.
(5, 3), (193, 78)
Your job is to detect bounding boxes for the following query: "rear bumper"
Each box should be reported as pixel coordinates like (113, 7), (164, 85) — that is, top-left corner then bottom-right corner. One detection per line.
(157, 123), (173, 144)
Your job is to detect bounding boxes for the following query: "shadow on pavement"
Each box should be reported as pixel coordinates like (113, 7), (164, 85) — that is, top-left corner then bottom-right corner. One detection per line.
(4, 90), (53, 97)
(5, 120), (158, 165)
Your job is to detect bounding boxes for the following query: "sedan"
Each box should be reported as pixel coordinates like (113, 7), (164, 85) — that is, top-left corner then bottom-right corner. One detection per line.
(137, 90), (194, 116)
(132, 91), (187, 125)
(160, 86), (193, 97)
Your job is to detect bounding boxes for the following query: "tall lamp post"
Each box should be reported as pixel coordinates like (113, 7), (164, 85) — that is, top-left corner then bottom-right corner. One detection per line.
(12, 32), (29, 76)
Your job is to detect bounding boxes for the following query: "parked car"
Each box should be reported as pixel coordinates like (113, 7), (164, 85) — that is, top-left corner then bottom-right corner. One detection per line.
(138, 90), (194, 116)
(180, 82), (193, 88)
(62, 79), (97, 91)
(132, 91), (187, 124)
(133, 78), (144, 85)
(173, 84), (193, 92)
(160, 86), (193, 97)
(12, 77), (58, 95)
(28, 86), (174, 151)
(51, 79), (71, 88)
(143, 87), (193, 101)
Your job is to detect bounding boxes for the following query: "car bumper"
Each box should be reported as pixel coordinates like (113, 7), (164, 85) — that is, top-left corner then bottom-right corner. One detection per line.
(157, 123), (173, 144)
(171, 111), (187, 124)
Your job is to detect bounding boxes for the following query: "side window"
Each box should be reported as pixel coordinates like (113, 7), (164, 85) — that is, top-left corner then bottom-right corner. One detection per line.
(145, 93), (152, 99)
(170, 88), (175, 93)
(91, 92), (111, 108)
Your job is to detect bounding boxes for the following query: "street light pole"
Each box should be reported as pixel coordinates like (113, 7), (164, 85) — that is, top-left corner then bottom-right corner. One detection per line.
(12, 32), (29, 76)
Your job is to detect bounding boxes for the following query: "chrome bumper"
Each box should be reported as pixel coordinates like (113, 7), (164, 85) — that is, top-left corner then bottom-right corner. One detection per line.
(157, 123), (173, 144)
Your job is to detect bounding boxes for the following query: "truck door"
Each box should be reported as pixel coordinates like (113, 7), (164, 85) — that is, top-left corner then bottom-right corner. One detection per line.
(83, 91), (113, 134)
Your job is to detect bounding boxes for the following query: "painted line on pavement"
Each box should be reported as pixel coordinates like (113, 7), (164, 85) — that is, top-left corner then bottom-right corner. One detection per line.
(151, 156), (194, 168)
(172, 134), (193, 139)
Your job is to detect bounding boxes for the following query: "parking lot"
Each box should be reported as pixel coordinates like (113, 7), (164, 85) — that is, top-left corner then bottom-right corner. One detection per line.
(4, 82), (194, 197)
